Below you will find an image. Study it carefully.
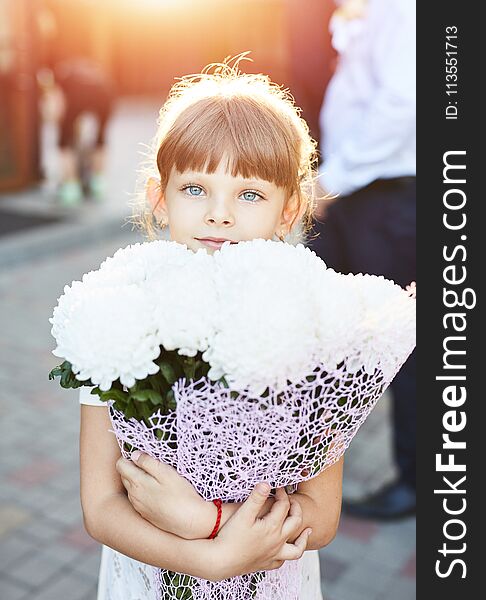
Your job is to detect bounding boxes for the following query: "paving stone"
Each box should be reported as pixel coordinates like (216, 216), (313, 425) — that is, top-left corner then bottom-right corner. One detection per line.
(61, 524), (100, 553)
(80, 582), (100, 600)
(378, 576), (416, 600)
(47, 499), (84, 527)
(319, 534), (369, 564)
(43, 539), (89, 567)
(0, 504), (31, 537)
(28, 569), (97, 600)
(72, 548), (103, 579)
(400, 553), (416, 579)
(44, 473), (81, 496)
(8, 457), (63, 488)
(14, 516), (64, 544)
(0, 577), (31, 600)
(326, 579), (377, 600)
(336, 559), (397, 596)
(6, 551), (65, 589)
(0, 534), (39, 570)
(337, 515), (379, 543)
(378, 519), (416, 545)
(12, 483), (64, 516)
(319, 553), (348, 584)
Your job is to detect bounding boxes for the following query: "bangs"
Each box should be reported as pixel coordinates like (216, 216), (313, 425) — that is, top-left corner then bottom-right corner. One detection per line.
(156, 96), (300, 192)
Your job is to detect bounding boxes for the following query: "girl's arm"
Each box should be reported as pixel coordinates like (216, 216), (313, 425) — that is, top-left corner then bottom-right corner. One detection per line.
(80, 405), (219, 579)
(116, 452), (275, 540)
(81, 406), (310, 580)
(291, 457), (344, 550)
(117, 451), (344, 551)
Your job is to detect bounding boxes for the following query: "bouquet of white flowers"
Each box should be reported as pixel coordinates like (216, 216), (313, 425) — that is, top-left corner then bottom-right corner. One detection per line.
(49, 239), (416, 600)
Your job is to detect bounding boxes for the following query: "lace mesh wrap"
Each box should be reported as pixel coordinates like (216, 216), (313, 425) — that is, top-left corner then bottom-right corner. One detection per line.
(109, 354), (407, 600)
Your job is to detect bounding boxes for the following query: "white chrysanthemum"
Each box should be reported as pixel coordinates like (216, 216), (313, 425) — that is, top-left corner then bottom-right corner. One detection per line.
(205, 240), (320, 394)
(313, 268), (367, 370)
(50, 237), (416, 395)
(50, 241), (192, 341)
(52, 285), (160, 390)
(99, 240), (192, 285)
(150, 249), (217, 357)
(50, 241), (192, 390)
(347, 274), (416, 377)
(49, 273), (107, 341)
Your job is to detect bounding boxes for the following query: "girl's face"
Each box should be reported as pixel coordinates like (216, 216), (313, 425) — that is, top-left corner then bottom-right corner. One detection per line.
(149, 158), (297, 254)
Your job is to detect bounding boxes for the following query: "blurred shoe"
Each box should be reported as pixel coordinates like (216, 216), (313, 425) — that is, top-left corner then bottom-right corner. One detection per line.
(88, 174), (106, 201)
(342, 479), (416, 520)
(58, 180), (83, 206)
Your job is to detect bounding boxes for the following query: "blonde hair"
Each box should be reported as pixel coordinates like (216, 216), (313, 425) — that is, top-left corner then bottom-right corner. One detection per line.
(132, 55), (318, 240)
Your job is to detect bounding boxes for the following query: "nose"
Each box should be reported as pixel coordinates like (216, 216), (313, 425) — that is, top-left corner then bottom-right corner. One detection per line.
(204, 197), (235, 227)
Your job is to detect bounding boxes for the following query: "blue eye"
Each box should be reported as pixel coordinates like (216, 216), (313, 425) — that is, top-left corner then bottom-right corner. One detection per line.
(241, 191), (261, 203)
(184, 185), (204, 196)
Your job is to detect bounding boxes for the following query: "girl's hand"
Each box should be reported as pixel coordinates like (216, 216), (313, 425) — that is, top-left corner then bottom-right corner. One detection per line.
(213, 484), (312, 580)
(116, 451), (210, 540)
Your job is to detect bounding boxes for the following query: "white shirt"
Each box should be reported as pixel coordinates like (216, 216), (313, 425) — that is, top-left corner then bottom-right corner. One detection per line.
(319, 0), (416, 196)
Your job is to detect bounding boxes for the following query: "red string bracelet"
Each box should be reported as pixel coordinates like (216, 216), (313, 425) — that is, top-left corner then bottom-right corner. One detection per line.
(208, 499), (223, 539)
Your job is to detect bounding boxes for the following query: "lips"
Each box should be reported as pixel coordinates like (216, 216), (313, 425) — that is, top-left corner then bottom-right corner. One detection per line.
(195, 237), (238, 249)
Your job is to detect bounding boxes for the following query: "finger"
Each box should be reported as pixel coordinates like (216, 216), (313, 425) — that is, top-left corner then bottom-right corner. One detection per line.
(238, 483), (272, 522)
(261, 487), (290, 527)
(280, 498), (303, 539)
(288, 495), (303, 517)
(116, 457), (140, 478)
(277, 529), (312, 561)
(268, 560), (285, 571)
(120, 477), (132, 491)
(116, 457), (152, 486)
(131, 451), (174, 483)
(126, 492), (141, 512)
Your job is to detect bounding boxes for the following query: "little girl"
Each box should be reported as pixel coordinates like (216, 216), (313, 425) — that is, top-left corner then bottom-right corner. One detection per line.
(79, 59), (343, 600)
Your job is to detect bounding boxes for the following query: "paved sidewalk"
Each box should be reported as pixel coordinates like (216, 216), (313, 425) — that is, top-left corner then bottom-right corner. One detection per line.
(0, 99), (415, 600)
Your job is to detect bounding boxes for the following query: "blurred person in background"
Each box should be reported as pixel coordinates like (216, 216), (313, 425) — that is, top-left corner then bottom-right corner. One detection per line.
(51, 56), (115, 205)
(310, 0), (416, 520)
(36, 1), (115, 206)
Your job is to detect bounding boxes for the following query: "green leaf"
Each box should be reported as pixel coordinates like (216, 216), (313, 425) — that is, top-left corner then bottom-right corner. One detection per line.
(166, 389), (176, 410)
(113, 398), (128, 412)
(134, 399), (154, 422)
(124, 399), (136, 420)
(48, 360), (85, 389)
(158, 361), (177, 385)
(181, 358), (197, 380)
(97, 389), (128, 404)
(130, 389), (163, 405)
(48, 365), (62, 380)
(148, 376), (166, 395)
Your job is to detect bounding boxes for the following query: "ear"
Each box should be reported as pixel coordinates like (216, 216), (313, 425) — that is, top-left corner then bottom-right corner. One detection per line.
(146, 177), (167, 219)
(279, 193), (305, 236)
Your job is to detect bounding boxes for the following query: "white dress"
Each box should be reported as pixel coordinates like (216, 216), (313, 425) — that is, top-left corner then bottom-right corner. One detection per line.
(80, 389), (323, 600)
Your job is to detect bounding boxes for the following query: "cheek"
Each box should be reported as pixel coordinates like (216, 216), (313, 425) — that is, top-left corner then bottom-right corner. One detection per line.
(168, 202), (198, 231)
(239, 206), (281, 238)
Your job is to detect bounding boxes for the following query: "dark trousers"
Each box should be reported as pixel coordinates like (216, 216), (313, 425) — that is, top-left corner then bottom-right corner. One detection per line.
(309, 177), (416, 489)
(59, 84), (113, 149)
